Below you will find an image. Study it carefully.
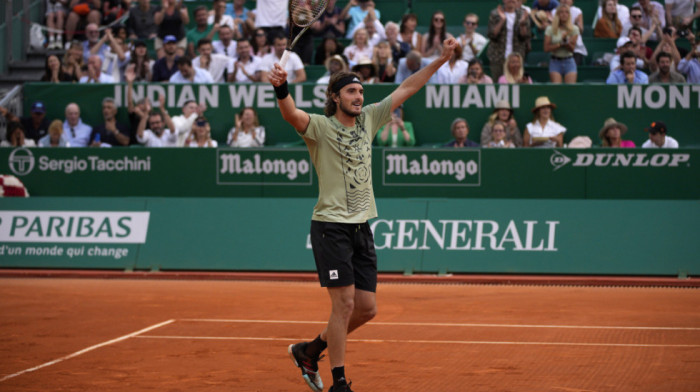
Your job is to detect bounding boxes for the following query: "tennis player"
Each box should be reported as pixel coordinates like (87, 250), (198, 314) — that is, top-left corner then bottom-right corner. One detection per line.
(270, 38), (459, 392)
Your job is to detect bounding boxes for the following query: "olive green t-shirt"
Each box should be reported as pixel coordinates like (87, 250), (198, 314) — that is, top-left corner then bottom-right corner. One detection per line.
(298, 96), (393, 223)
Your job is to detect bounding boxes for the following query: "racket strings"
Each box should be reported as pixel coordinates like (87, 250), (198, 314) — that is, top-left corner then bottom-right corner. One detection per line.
(290, 0), (327, 27)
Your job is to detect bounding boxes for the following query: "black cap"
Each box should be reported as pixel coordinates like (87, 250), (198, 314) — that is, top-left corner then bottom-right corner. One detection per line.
(645, 121), (667, 134)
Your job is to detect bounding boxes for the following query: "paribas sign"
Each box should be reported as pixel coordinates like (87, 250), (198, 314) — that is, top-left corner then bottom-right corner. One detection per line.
(551, 150), (690, 171)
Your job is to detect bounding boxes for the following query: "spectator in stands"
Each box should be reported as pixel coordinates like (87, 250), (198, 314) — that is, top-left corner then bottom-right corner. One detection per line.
(38, 120), (71, 147)
(533, 0), (560, 14)
(531, 0), (560, 32)
(317, 54), (348, 84)
(169, 56), (214, 83)
(524, 96), (566, 148)
(187, 6), (217, 58)
(89, 97), (130, 147)
(485, 121), (516, 148)
(633, 0), (666, 39)
(208, 0), (235, 32)
(606, 50), (649, 83)
(461, 59), (493, 84)
(63, 102), (92, 147)
(63, 40), (85, 81)
(101, 0), (127, 25)
(213, 25), (238, 59)
(385, 22), (409, 64)
(41, 54), (76, 82)
(598, 118), (635, 147)
(82, 23), (108, 62)
(559, 0), (588, 65)
(125, 67), (150, 143)
(312, 0), (346, 39)
(395, 51), (432, 83)
(344, 28), (374, 67)
(154, 0), (189, 59)
(445, 118), (479, 148)
(46, 0), (67, 49)
(398, 13), (422, 53)
(314, 34), (345, 66)
(649, 51), (686, 82)
(1, 123), (36, 147)
(227, 107), (265, 147)
(79, 55), (115, 83)
(251, 0), (287, 44)
(459, 13), (488, 62)
(352, 57), (378, 84)
(622, 6), (656, 41)
(488, 0), (532, 81)
(127, 40), (154, 82)
(0, 102), (50, 143)
(152, 35), (180, 81)
(665, 0), (700, 30)
(480, 100), (523, 147)
(594, 0), (629, 29)
(184, 116), (218, 147)
(373, 41), (396, 83)
(376, 107), (415, 147)
(171, 100), (206, 147)
(226, 0), (254, 38)
(422, 11), (454, 61)
(595, 0), (623, 38)
(136, 96), (177, 147)
(64, 0), (101, 45)
(260, 35), (307, 83)
(352, 12), (386, 48)
(194, 39), (232, 83)
(544, 4), (579, 83)
(436, 45), (468, 84)
(499, 52), (533, 83)
(252, 28), (271, 58)
(127, 0), (159, 40)
(99, 29), (130, 82)
(677, 33), (700, 83)
(648, 31), (681, 73)
(344, 0), (381, 39)
(642, 121), (679, 148)
(609, 35), (646, 71)
(228, 38), (262, 83)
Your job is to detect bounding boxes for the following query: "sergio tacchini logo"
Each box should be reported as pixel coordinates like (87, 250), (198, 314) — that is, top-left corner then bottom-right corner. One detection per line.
(8, 147), (35, 176)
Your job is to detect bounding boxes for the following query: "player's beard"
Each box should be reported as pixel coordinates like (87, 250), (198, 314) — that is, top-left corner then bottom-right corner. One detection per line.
(338, 97), (363, 117)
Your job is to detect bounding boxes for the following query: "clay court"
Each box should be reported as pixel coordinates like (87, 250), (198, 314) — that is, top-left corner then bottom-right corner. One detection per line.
(1, 274), (698, 391)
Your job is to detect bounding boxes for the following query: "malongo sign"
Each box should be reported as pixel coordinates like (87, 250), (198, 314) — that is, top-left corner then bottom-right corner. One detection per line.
(383, 149), (480, 186)
(217, 148), (312, 185)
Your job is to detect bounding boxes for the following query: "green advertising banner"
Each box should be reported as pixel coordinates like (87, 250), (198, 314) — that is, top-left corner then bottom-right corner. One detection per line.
(22, 83), (700, 147)
(1, 147), (698, 199)
(1, 197), (698, 276)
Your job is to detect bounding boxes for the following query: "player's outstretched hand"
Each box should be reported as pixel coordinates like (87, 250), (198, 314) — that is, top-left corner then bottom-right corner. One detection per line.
(269, 63), (288, 87)
(440, 38), (458, 62)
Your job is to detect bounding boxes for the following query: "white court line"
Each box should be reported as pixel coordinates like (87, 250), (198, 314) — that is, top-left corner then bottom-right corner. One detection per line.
(179, 318), (700, 331)
(134, 335), (700, 348)
(0, 319), (175, 383)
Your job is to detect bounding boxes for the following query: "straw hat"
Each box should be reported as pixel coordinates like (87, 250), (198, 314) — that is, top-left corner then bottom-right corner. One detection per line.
(598, 118), (628, 140)
(324, 54), (348, 72)
(493, 100), (513, 113)
(351, 57), (377, 77)
(530, 10), (549, 30)
(531, 96), (557, 113)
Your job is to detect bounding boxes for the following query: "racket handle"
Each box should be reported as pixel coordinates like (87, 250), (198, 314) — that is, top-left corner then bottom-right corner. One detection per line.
(279, 50), (291, 68)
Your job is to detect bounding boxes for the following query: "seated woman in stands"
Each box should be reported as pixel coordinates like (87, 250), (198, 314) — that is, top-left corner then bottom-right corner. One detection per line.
(599, 118), (635, 148)
(480, 100), (523, 147)
(498, 53), (533, 84)
(227, 107), (265, 148)
(461, 59), (493, 84)
(41, 54), (77, 82)
(185, 116), (218, 148)
(1, 123), (36, 147)
(594, 0), (623, 38)
(484, 121), (515, 148)
(524, 96), (566, 148)
(398, 13), (422, 53)
(421, 10), (454, 61)
(544, 4), (579, 83)
(343, 28), (374, 67)
(372, 41), (396, 83)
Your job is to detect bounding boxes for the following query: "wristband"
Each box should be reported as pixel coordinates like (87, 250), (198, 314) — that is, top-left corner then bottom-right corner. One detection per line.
(274, 81), (289, 100)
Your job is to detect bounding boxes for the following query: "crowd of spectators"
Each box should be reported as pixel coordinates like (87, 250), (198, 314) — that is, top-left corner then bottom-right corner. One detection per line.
(2, 0), (696, 148)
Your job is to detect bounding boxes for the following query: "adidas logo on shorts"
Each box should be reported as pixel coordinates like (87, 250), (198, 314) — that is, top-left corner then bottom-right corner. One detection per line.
(329, 270), (339, 280)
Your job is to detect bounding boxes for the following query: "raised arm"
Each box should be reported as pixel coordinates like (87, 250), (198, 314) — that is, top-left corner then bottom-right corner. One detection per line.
(269, 63), (310, 132)
(390, 38), (457, 112)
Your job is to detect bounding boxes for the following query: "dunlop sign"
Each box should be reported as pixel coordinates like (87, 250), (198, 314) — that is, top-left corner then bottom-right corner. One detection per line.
(217, 148), (313, 185)
(383, 149), (480, 186)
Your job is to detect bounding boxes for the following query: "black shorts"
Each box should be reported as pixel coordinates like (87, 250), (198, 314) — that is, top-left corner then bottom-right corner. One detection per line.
(309, 220), (378, 292)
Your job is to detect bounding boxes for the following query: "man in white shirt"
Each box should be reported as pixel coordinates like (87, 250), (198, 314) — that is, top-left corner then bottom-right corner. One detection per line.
(208, 0), (236, 30)
(350, 14), (386, 47)
(213, 24), (238, 59)
(136, 97), (178, 147)
(665, 0), (700, 28)
(193, 38), (233, 82)
(79, 55), (115, 83)
(259, 35), (307, 83)
(171, 100), (207, 147)
(169, 56), (215, 83)
(63, 103), (93, 147)
(632, 0), (666, 40)
(228, 39), (262, 83)
(642, 121), (679, 148)
(459, 13), (488, 62)
(252, 0), (287, 42)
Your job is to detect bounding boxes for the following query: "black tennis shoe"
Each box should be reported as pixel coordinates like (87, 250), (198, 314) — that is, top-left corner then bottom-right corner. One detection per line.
(328, 381), (353, 392)
(288, 342), (324, 392)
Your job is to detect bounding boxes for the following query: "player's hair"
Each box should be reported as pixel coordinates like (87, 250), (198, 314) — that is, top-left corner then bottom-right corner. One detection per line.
(325, 71), (360, 117)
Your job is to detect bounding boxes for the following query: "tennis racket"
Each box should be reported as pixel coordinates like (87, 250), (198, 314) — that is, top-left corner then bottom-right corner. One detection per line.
(279, 0), (328, 67)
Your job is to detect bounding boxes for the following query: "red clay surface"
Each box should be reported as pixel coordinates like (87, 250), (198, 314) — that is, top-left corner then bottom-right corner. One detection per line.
(1, 277), (698, 391)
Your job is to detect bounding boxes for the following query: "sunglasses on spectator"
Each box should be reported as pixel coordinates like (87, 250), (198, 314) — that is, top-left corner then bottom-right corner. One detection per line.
(631, 14), (642, 18)
(464, 21), (477, 26)
(434, 17), (444, 22)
